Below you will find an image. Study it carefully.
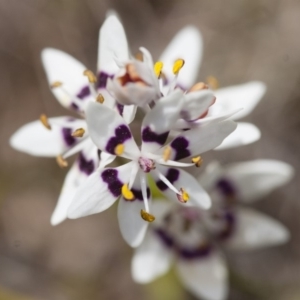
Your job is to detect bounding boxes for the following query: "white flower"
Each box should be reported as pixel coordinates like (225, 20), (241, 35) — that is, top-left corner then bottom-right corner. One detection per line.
(67, 91), (237, 247)
(132, 159), (293, 300)
(9, 13), (134, 225)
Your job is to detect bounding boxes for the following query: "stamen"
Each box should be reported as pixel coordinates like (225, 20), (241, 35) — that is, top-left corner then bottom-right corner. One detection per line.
(71, 128), (85, 138)
(50, 81), (63, 89)
(56, 155), (68, 168)
(155, 170), (180, 194)
(173, 59), (185, 75)
(154, 61), (164, 78)
(177, 188), (189, 203)
(39, 114), (51, 130)
(114, 144), (124, 156)
(135, 51), (144, 61)
(126, 64), (140, 81)
(140, 209), (155, 222)
(191, 156), (203, 167)
(121, 184), (135, 200)
(163, 146), (172, 162)
(188, 82), (209, 92)
(96, 93), (105, 104)
(83, 70), (97, 83)
(206, 76), (219, 90)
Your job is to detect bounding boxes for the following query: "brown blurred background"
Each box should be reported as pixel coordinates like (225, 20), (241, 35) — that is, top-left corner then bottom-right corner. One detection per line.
(0, 0), (300, 299)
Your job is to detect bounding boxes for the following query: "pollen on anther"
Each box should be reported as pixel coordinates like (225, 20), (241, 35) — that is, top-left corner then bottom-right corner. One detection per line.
(177, 188), (189, 203)
(154, 61), (163, 78)
(122, 184), (135, 200)
(114, 144), (124, 156)
(56, 155), (68, 168)
(83, 70), (97, 83)
(191, 156), (203, 167)
(72, 128), (85, 138)
(141, 209), (155, 222)
(50, 81), (62, 89)
(206, 76), (219, 90)
(96, 94), (105, 103)
(39, 114), (51, 130)
(163, 146), (172, 162)
(173, 59), (185, 75)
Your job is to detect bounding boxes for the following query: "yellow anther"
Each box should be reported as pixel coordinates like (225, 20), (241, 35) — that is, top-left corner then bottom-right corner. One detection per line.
(83, 70), (97, 83)
(191, 156), (203, 167)
(154, 61), (164, 78)
(163, 146), (172, 162)
(71, 128), (85, 138)
(206, 76), (219, 90)
(188, 82), (209, 93)
(96, 93), (105, 104)
(56, 155), (68, 168)
(50, 81), (62, 89)
(122, 184), (135, 200)
(114, 144), (124, 156)
(141, 209), (156, 222)
(177, 188), (189, 203)
(173, 59), (185, 75)
(39, 114), (51, 130)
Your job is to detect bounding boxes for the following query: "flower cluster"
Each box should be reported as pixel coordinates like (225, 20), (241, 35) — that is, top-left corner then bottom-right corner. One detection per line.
(10, 11), (293, 300)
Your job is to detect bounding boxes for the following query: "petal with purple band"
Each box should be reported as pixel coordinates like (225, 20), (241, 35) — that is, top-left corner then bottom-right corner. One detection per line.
(141, 90), (184, 153)
(41, 48), (93, 111)
(86, 102), (140, 159)
(68, 162), (134, 219)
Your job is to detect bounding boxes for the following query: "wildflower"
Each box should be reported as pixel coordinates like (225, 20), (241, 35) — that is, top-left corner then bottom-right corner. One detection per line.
(67, 91), (237, 247)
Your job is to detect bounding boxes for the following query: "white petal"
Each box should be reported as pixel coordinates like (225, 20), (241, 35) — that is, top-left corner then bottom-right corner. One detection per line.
(122, 104), (137, 124)
(176, 251), (228, 300)
(159, 120), (237, 160)
(141, 90), (184, 153)
(86, 102), (140, 159)
(225, 208), (290, 250)
(151, 200), (174, 225)
(10, 117), (86, 157)
(153, 165), (211, 209)
(131, 232), (173, 283)
(99, 151), (116, 169)
(41, 48), (93, 111)
(68, 162), (133, 219)
(215, 122), (260, 150)
(98, 15), (129, 75)
(213, 81), (266, 120)
(222, 159), (294, 202)
(159, 26), (202, 89)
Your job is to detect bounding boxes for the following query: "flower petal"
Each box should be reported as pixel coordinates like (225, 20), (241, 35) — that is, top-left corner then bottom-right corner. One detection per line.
(212, 81), (266, 120)
(152, 165), (211, 209)
(41, 48), (93, 111)
(176, 251), (228, 300)
(67, 162), (134, 219)
(159, 26), (202, 89)
(131, 231), (173, 283)
(86, 102), (140, 159)
(141, 90), (184, 153)
(10, 117), (86, 157)
(225, 208), (290, 250)
(215, 122), (260, 150)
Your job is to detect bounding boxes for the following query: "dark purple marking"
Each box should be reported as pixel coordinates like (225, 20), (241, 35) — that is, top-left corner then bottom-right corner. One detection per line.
(156, 168), (179, 191)
(97, 72), (113, 89)
(217, 210), (236, 240)
(116, 104), (124, 116)
(76, 86), (90, 99)
(105, 125), (132, 154)
(62, 128), (76, 147)
(155, 228), (174, 248)
(179, 244), (212, 260)
(171, 136), (190, 161)
(127, 187), (150, 201)
(78, 152), (94, 175)
(71, 103), (79, 111)
(216, 178), (237, 198)
(101, 169), (122, 197)
(142, 126), (169, 145)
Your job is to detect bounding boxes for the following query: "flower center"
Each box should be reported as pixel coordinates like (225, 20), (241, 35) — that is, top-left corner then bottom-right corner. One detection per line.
(138, 157), (155, 173)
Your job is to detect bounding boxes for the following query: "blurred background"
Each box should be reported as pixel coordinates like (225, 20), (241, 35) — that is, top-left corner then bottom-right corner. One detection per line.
(0, 0), (300, 299)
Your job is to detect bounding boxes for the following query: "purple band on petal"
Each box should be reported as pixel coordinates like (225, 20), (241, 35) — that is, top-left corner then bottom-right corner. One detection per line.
(97, 72), (113, 89)
(116, 104), (124, 116)
(62, 128), (76, 147)
(155, 228), (174, 248)
(105, 125), (132, 154)
(170, 136), (190, 161)
(101, 169), (123, 197)
(178, 244), (212, 260)
(216, 178), (237, 198)
(217, 210), (236, 240)
(142, 126), (169, 145)
(156, 168), (179, 191)
(124, 187), (150, 201)
(78, 152), (94, 175)
(76, 86), (90, 99)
